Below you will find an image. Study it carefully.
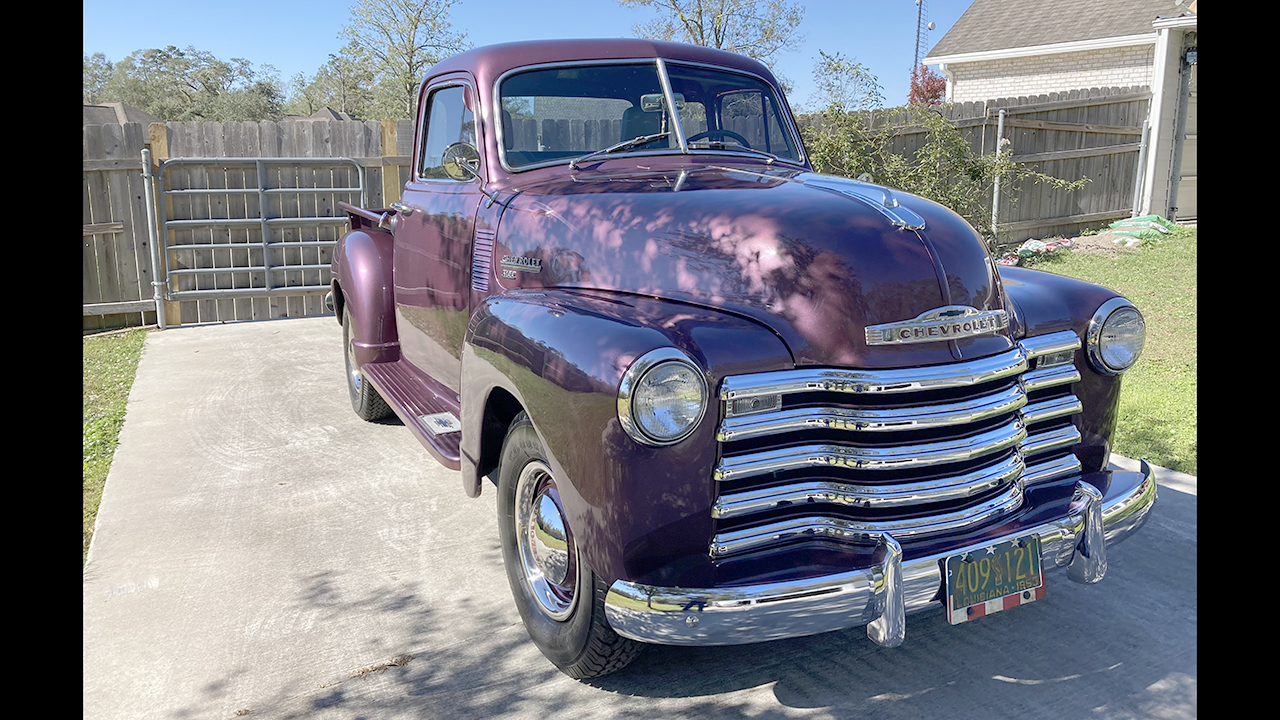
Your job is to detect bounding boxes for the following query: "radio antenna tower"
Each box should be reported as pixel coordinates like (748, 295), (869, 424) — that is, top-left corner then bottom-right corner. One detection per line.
(912, 0), (931, 73)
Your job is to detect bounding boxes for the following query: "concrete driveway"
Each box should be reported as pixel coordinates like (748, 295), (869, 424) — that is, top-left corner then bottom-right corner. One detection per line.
(83, 316), (1197, 719)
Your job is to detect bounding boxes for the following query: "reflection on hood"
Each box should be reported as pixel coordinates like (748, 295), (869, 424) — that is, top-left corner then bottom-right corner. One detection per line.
(493, 165), (1012, 368)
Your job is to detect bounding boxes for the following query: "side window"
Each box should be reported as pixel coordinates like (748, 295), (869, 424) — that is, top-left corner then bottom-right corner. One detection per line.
(720, 90), (795, 157)
(419, 85), (477, 180)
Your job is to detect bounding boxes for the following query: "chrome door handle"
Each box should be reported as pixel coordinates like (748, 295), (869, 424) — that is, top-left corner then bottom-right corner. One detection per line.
(389, 202), (414, 216)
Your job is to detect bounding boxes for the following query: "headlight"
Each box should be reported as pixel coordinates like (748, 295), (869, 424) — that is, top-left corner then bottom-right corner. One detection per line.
(1086, 298), (1145, 375)
(618, 348), (708, 445)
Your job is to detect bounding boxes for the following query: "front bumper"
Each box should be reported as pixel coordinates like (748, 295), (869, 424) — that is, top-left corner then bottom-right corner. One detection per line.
(604, 460), (1157, 646)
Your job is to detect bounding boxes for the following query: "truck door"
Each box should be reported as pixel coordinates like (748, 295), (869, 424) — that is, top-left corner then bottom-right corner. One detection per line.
(392, 77), (484, 396)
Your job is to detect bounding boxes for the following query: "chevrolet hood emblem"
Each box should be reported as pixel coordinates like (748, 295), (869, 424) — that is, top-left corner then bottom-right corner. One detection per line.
(865, 306), (1008, 345)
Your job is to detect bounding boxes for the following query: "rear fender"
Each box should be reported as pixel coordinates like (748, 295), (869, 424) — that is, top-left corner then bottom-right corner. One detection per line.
(333, 226), (399, 366)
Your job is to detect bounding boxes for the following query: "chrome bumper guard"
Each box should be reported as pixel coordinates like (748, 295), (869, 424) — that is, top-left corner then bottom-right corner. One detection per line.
(604, 460), (1156, 647)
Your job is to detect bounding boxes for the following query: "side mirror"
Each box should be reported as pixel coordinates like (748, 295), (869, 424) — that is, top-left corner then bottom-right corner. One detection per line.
(441, 142), (482, 182)
(441, 141), (501, 208)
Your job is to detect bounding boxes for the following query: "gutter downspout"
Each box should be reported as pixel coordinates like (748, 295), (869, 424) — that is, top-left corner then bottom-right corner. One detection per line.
(1140, 26), (1174, 216)
(939, 63), (955, 103)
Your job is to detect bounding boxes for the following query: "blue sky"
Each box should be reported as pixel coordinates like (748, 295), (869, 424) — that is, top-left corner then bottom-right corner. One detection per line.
(83, 0), (973, 111)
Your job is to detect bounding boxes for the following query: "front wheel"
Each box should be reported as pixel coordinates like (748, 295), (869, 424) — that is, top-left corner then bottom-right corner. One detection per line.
(497, 412), (642, 678)
(342, 304), (392, 421)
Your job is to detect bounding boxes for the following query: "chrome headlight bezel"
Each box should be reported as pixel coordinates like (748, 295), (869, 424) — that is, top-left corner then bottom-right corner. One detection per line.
(1086, 297), (1146, 376)
(617, 348), (708, 446)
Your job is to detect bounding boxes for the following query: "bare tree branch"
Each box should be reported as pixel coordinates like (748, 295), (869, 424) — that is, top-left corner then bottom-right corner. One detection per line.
(618, 0), (805, 67)
(340, 0), (470, 118)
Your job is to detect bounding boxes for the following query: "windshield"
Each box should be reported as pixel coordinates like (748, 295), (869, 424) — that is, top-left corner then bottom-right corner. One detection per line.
(497, 61), (802, 170)
(664, 63), (801, 162)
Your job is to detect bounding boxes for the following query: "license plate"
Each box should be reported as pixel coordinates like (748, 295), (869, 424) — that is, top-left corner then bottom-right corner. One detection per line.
(945, 534), (1044, 625)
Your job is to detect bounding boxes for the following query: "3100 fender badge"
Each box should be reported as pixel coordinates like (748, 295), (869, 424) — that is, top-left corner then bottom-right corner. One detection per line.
(500, 255), (542, 279)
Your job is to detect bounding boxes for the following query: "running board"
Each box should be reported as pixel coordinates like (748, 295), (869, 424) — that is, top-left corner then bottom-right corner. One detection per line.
(360, 359), (462, 470)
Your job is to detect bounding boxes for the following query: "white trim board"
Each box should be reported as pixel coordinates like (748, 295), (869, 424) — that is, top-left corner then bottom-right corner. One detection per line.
(926, 33), (1157, 66)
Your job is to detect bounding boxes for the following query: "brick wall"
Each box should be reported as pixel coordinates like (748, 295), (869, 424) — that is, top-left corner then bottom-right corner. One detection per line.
(948, 45), (1155, 103)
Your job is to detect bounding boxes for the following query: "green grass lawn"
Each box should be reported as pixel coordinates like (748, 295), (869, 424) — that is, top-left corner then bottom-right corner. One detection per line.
(1020, 226), (1197, 475)
(83, 328), (149, 565)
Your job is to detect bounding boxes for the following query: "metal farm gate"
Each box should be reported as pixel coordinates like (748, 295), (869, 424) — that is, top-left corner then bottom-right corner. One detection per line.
(151, 156), (366, 327)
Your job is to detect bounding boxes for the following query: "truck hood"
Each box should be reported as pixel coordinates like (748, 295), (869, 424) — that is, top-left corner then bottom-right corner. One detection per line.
(492, 164), (1012, 368)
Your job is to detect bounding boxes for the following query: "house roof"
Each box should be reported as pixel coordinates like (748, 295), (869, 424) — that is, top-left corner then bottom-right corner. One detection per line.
(82, 102), (162, 127)
(926, 0), (1187, 61)
(308, 107), (356, 121)
(279, 107), (358, 122)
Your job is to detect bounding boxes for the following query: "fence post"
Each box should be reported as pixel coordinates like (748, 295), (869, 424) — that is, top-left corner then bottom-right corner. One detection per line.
(990, 108), (1006, 243)
(140, 148), (166, 330)
(148, 122), (182, 327)
(381, 120), (402, 207)
(1131, 118), (1150, 217)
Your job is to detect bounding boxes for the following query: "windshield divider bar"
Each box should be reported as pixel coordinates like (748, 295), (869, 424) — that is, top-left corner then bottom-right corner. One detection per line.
(656, 59), (688, 154)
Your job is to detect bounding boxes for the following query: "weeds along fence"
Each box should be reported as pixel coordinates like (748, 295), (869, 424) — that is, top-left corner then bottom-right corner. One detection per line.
(798, 85), (1152, 246)
(84, 88), (1149, 332)
(82, 119), (414, 333)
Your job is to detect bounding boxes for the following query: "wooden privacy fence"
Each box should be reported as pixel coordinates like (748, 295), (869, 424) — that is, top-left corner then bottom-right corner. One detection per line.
(962, 85), (1150, 243)
(83, 123), (155, 332)
(83, 118), (414, 332)
(85, 88), (1150, 332)
(800, 85), (1152, 244)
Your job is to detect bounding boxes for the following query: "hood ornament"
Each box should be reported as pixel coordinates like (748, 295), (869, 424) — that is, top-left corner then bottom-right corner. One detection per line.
(803, 176), (925, 230)
(866, 306), (1008, 345)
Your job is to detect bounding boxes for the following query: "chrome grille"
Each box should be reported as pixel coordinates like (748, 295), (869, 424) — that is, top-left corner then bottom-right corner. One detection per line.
(710, 331), (1083, 559)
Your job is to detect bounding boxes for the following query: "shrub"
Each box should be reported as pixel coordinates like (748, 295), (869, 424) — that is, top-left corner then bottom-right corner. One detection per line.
(800, 103), (1087, 246)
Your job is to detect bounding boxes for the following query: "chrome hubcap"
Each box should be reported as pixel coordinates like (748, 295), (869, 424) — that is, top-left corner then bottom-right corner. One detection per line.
(531, 493), (570, 584)
(346, 333), (362, 392)
(515, 460), (578, 620)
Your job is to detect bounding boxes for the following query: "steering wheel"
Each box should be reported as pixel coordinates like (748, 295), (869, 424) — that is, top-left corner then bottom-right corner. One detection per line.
(687, 129), (752, 148)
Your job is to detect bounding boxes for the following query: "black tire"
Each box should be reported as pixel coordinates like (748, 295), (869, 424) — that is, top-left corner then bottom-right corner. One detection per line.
(497, 412), (643, 678)
(342, 304), (392, 421)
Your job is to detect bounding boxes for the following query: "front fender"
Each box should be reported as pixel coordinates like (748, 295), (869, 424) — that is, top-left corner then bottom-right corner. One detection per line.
(999, 266), (1128, 473)
(460, 288), (793, 586)
(333, 228), (399, 366)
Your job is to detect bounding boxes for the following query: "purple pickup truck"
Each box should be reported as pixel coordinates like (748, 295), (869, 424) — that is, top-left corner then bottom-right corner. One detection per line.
(330, 38), (1156, 678)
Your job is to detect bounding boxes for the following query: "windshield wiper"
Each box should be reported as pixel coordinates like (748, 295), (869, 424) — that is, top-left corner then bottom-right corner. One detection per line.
(569, 132), (671, 170)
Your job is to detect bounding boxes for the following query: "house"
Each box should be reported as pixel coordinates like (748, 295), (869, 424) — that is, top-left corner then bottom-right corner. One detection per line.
(82, 101), (162, 127)
(924, 0), (1197, 221)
